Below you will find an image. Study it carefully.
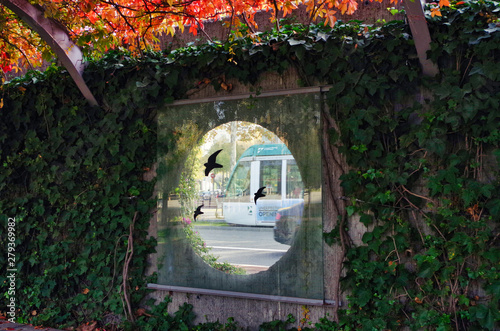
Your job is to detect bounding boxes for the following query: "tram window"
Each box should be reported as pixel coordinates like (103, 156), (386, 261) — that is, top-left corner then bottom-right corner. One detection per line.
(259, 160), (282, 198)
(227, 161), (251, 200)
(286, 160), (303, 199)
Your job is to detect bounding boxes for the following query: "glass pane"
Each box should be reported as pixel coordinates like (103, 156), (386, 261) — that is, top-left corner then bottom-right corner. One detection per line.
(286, 160), (303, 199)
(226, 160), (251, 200)
(260, 160), (282, 198)
(156, 93), (323, 299)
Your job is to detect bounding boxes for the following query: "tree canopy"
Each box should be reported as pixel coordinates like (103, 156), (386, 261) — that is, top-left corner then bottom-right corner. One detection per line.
(0, 0), (451, 76)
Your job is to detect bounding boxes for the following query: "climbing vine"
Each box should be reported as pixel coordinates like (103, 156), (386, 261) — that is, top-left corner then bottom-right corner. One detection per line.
(0, 1), (499, 329)
(0, 65), (158, 327)
(323, 3), (500, 330)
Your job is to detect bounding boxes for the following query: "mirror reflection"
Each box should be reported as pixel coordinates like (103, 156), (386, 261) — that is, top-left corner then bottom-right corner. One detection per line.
(177, 121), (304, 274)
(156, 93), (323, 298)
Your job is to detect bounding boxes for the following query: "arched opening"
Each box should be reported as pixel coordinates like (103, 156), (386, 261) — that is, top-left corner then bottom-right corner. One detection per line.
(177, 121), (305, 274)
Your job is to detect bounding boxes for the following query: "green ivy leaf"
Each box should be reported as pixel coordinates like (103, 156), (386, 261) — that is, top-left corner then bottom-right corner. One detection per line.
(288, 39), (306, 46)
(136, 81), (149, 88)
(356, 288), (372, 307)
(331, 81), (346, 96)
(359, 213), (373, 226)
(486, 198), (500, 217)
(469, 304), (499, 330)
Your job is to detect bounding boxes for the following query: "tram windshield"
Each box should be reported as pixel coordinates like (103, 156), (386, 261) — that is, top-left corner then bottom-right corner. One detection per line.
(226, 161), (251, 200)
(260, 160), (282, 199)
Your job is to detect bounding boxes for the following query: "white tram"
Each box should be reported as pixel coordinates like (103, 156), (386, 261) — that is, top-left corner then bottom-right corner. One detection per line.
(222, 144), (304, 226)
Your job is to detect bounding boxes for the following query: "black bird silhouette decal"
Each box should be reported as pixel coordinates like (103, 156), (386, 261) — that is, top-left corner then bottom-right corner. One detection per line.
(254, 186), (266, 204)
(204, 149), (223, 176)
(194, 204), (204, 221)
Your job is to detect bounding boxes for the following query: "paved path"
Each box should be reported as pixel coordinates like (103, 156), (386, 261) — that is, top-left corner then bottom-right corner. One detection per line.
(0, 320), (63, 330)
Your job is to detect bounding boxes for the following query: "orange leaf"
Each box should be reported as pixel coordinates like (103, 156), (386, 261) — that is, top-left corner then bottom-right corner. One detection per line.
(82, 288), (90, 294)
(189, 24), (198, 36)
(430, 7), (442, 17)
(347, 0), (359, 15)
(76, 321), (97, 331)
(439, 0), (450, 7)
(135, 308), (152, 317)
(466, 204), (481, 221)
(221, 82), (233, 91)
(338, 0), (349, 15)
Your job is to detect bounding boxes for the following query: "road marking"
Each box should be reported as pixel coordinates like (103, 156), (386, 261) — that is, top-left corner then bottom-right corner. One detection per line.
(232, 263), (270, 268)
(209, 246), (288, 253)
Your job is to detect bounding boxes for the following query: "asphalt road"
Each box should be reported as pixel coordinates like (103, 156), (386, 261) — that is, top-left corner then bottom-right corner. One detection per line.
(193, 225), (290, 273)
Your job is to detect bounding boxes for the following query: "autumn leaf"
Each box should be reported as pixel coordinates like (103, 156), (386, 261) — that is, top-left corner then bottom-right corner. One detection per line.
(221, 82), (233, 91)
(466, 203), (481, 221)
(135, 307), (152, 317)
(388, 260), (398, 273)
(282, 1), (297, 16)
(430, 7), (442, 17)
(76, 321), (97, 331)
(82, 288), (90, 294)
(439, 0), (450, 7)
(197, 78), (211, 86)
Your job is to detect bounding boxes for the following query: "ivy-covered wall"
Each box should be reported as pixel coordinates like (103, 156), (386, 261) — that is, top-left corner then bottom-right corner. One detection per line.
(1, 1), (499, 330)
